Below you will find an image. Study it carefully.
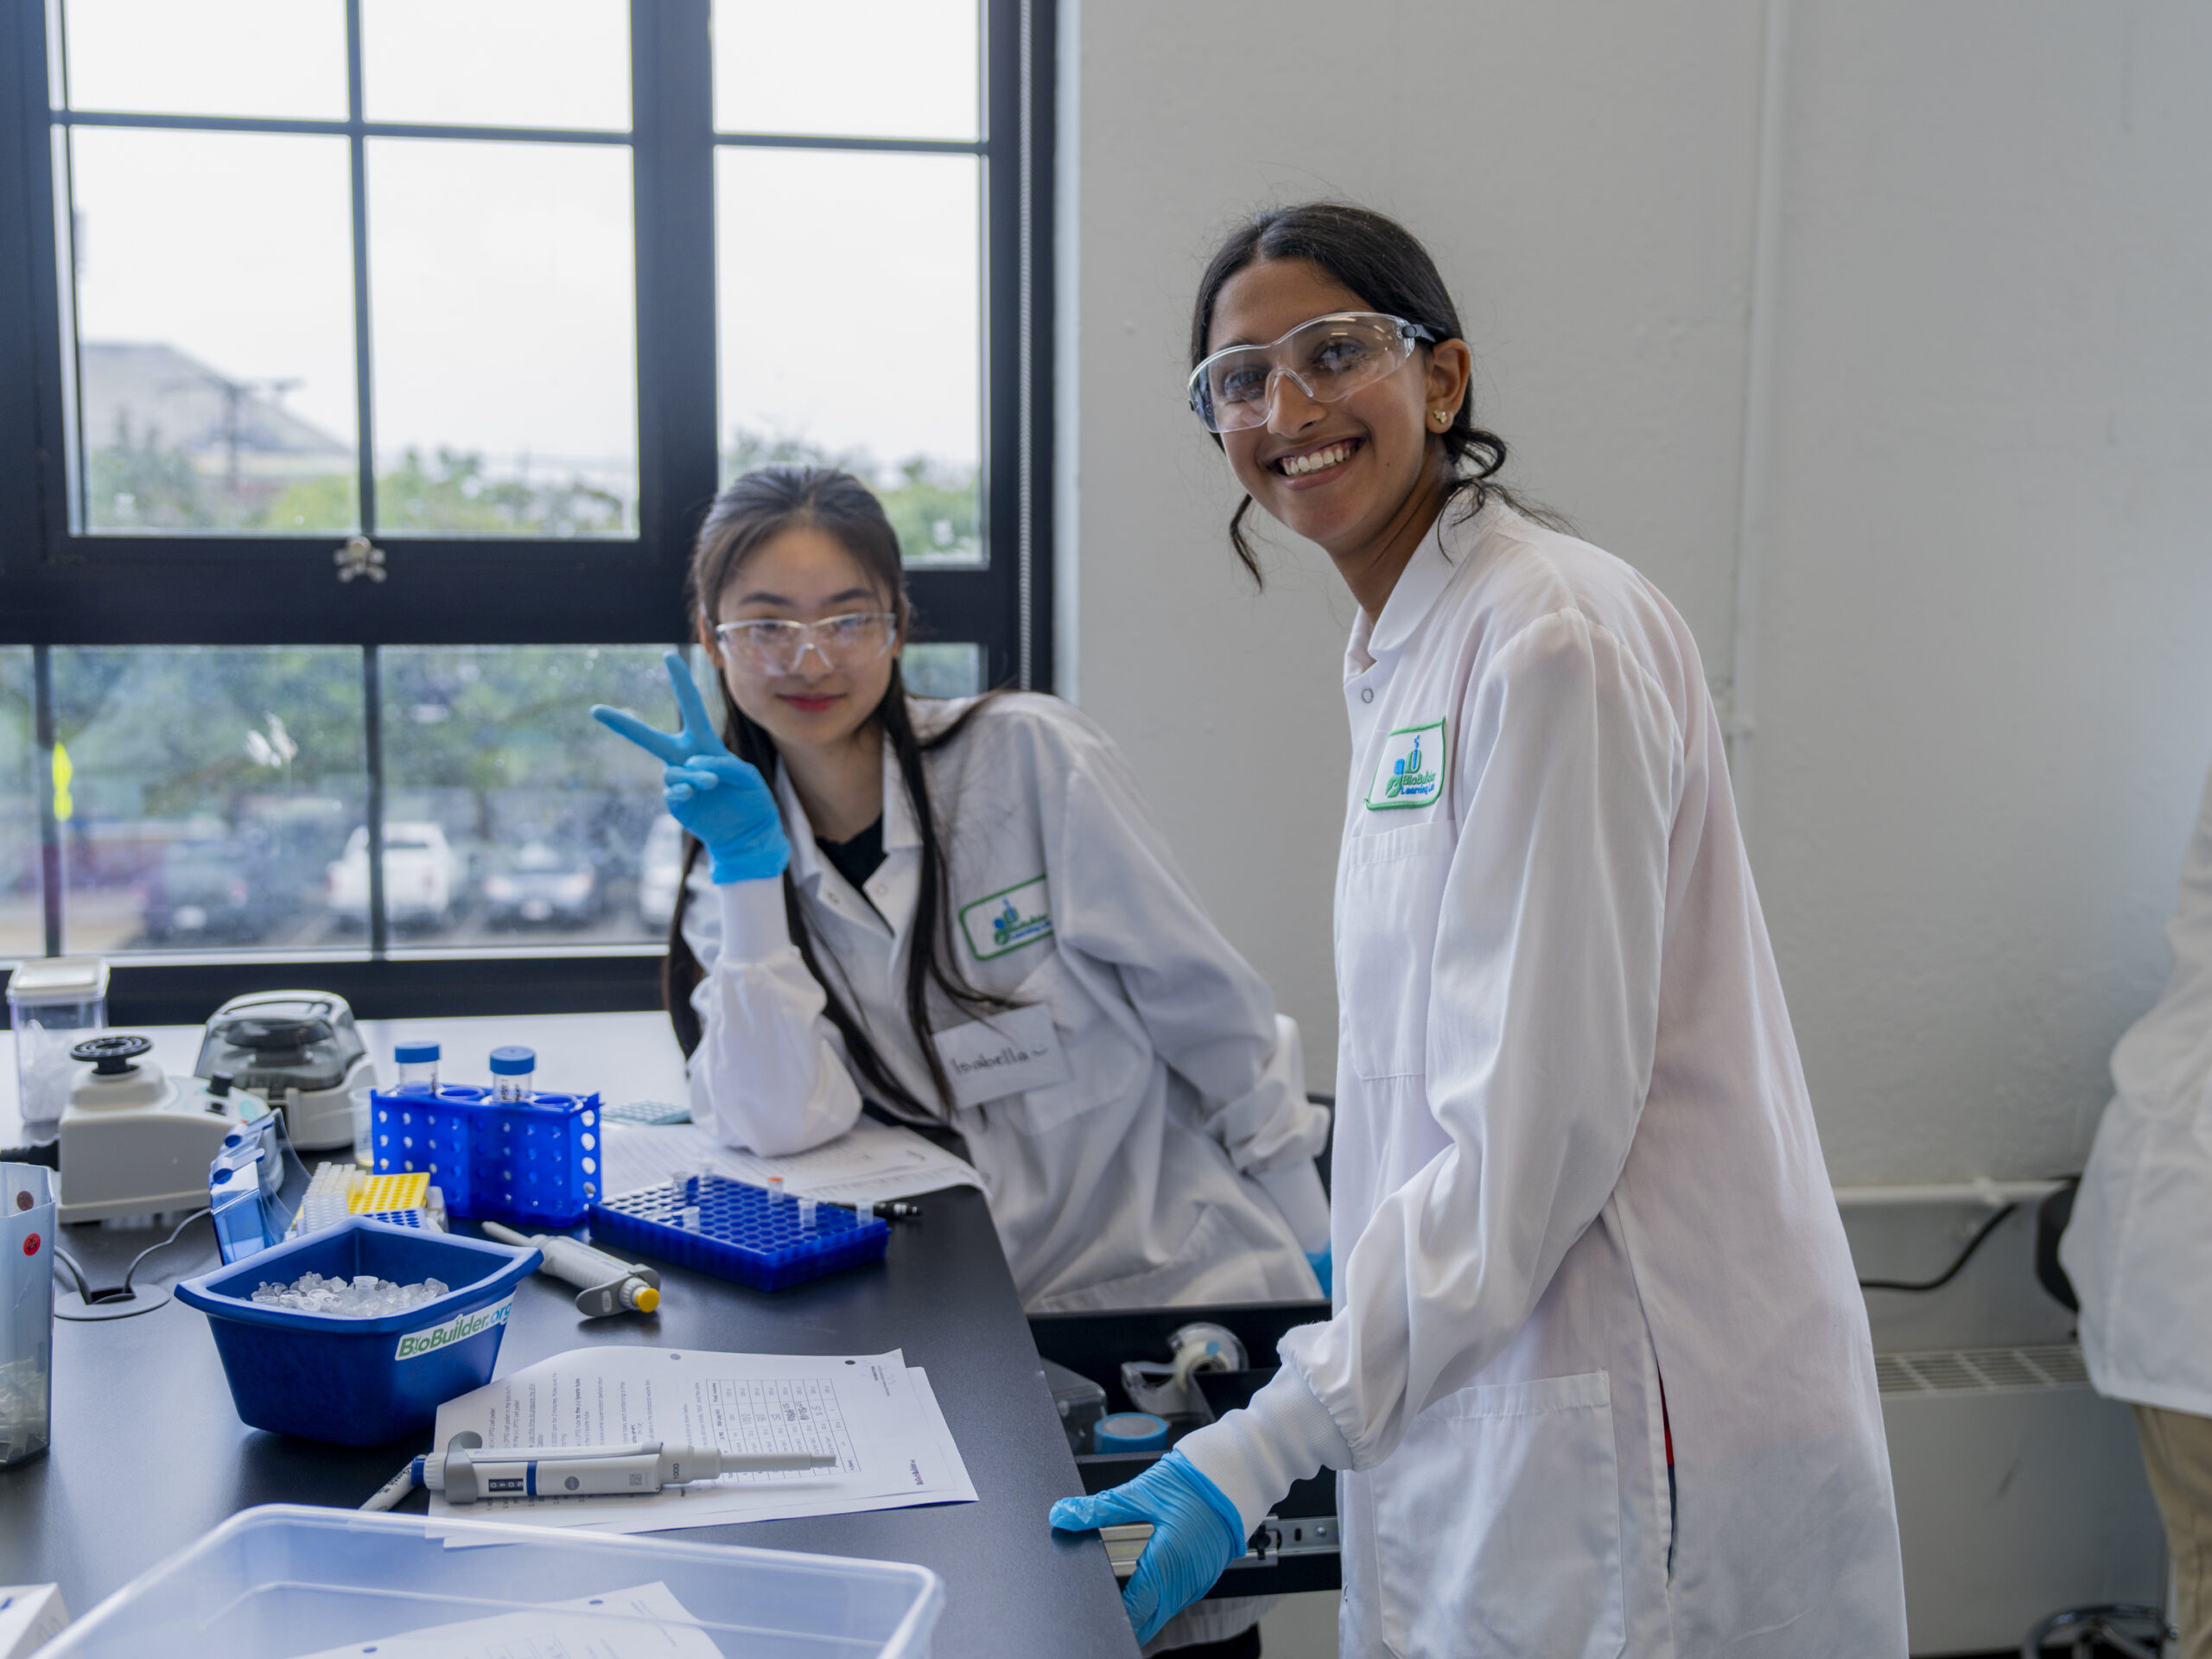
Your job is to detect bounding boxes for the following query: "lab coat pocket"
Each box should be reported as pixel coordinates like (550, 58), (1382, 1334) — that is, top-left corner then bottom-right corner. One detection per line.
(1337, 822), (1452, 1082)
(988, 949), (1147, 1134)
(1371, 1370), (1625, 1659)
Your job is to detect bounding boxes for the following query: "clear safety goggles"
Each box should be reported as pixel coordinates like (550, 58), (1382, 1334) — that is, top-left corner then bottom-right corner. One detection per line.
(710, 612), (899, 676)
(1186, 312), (1436, 434)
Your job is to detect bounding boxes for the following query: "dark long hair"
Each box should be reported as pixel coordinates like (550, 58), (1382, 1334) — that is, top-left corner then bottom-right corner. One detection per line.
(664, 466), (1006, 1121)
(1188, 200), (1555, 582)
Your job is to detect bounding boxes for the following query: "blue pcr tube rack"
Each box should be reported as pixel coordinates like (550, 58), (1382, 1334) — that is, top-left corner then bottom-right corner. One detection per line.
(589, 1173), (889, 1293)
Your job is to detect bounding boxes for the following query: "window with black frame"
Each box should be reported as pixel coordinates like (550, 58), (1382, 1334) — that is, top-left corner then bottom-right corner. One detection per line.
(0, 0), (1051, 1011)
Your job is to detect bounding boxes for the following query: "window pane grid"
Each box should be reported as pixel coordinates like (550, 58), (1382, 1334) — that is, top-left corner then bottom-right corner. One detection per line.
(50, 0), (647, 545)
(5, 1), (1047, 995)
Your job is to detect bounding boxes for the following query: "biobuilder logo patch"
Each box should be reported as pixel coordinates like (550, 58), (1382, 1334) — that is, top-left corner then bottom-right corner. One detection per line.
(1366, 719), (1446, 810)
(959, 875), (1053, 960)
(394, 1294), (512, 1361)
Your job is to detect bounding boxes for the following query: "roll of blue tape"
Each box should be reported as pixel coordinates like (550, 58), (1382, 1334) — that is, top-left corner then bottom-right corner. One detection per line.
(1093, 1411), (1170, 1452)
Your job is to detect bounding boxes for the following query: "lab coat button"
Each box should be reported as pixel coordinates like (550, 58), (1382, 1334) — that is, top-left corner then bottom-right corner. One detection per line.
(1360, 687), (1374, 703)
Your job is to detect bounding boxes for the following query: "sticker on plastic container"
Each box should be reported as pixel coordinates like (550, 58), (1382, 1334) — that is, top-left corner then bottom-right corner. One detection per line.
(394, 1294), (512, 1362)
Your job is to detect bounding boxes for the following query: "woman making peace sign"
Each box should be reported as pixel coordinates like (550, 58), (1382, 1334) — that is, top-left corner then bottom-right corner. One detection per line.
(594, 468), (1330, 1353)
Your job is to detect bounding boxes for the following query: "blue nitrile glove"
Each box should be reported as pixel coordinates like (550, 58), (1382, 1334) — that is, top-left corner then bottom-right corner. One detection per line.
(592, 652), (790, 883)
(1049, 1449), (1245, 1645)
(1306, 1249), (1332, 1300)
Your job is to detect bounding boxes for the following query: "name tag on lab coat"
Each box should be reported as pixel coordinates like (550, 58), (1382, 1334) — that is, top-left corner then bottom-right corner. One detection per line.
(931, 1003), (1071, 1109)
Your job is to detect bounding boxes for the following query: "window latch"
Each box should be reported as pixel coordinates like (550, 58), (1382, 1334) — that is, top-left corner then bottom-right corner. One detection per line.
(334, 537), (388, 584)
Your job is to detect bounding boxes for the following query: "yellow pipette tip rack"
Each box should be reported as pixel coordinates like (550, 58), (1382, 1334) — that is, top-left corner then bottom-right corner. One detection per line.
(346, 1172), (430, 1215)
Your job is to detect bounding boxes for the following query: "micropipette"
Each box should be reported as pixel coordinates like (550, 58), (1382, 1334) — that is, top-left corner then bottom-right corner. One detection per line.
(480, 1220), (661, 1317)
(361, 1430), (837, 1510)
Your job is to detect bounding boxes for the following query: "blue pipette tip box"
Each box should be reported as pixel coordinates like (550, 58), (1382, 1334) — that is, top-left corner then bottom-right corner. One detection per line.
(588, 1174), (889, 1293)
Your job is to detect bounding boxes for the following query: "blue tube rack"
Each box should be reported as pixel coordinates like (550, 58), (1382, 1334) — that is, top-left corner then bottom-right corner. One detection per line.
(589, 1173), (889, 1292)
(371, 1086), (601, 1228)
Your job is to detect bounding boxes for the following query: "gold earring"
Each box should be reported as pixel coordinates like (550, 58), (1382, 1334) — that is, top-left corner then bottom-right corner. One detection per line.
(1431, 409), (1451, 429)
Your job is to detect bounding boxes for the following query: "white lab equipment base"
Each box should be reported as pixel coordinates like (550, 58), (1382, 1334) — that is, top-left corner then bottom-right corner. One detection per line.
(53, 1050), (249, 1224)
(1881, 1346), (2166, 1656)
(45, 1503), (944, 1658)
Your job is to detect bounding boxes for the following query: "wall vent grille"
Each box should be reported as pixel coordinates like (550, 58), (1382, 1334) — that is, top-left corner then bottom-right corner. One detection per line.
(1874, 1344), (2089, 1395)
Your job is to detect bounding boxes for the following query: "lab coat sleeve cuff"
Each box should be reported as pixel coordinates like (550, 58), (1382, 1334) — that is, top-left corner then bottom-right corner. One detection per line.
(713, 877), (792, 965)
(1254, 1160), (1331, 1255)
(1173, 1363), (1352, 1537)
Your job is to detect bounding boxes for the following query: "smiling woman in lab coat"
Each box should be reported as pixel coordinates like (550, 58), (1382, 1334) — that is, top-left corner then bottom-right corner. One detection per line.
(1052, 203), (1910, 1656)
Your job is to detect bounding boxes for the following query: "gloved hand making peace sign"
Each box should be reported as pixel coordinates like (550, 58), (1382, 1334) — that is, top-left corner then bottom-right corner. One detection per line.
(592, 652), (790, 884)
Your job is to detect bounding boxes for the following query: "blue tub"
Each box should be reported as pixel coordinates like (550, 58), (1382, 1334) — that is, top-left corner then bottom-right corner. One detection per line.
(175, 1219), (538, 1446)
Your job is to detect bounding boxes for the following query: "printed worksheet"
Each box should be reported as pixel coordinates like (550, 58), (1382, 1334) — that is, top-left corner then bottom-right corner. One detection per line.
(429, 1347), (976, 1537)
(289, 1580), (719, 1658)
(598, 1119), (981, 1205)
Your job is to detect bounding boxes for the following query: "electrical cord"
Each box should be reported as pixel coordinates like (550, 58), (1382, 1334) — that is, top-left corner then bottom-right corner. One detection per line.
(1858, 1203), (2018, 1294)
(51, 1246), (91, 1300)
(118, 1208), (211, 1295)
(48, 1210), (209, 1306)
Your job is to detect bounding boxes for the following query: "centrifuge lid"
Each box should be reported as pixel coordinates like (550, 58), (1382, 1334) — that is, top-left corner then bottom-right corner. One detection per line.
(211, 999), (339, 1050)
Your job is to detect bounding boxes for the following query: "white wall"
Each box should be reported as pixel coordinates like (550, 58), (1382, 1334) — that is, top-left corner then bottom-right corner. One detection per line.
(1751, 3), (2212, 1182)
(1059, 0), (1770, 1090)
(1059, 1), (2212, 1185)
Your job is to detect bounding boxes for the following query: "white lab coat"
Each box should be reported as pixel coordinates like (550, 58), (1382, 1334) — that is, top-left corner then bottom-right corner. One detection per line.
(680, 691), (1331, 1315)
(2063, 760), (2212, 1418)
(1180, 501), (1907, 1657)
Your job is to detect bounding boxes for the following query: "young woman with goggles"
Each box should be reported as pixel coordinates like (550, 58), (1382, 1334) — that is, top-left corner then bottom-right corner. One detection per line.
(1052, 203), (1909, 1656)
(594, 466), (1329, 1656)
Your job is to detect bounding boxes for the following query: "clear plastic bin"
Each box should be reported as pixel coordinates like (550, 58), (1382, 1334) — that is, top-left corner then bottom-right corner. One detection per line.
(47, 1503), (945, 1657)
(6, 957), (108, 1133)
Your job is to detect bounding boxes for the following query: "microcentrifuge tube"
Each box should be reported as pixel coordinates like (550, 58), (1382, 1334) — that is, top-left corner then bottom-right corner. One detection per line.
(681, 1205), (701, 1230)
(489, 1045), (536, 1102)
(394, 1040), (439, 1095)
(798, 1196), (817, 1228)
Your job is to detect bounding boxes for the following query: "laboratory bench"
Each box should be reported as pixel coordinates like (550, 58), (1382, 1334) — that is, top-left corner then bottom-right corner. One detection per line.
(0, 1012), (1141, 1656)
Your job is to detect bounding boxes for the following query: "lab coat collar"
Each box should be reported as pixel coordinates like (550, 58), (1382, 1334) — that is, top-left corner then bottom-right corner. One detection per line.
(1351, 496), (1502, 671)
(772, 712), (919, 917)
